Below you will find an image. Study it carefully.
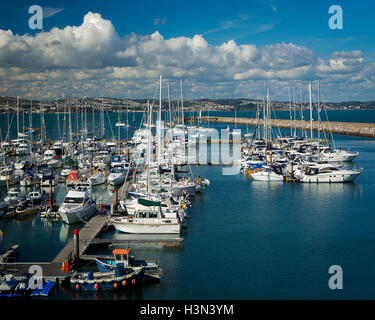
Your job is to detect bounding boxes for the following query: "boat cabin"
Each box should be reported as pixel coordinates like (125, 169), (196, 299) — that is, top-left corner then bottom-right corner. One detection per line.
(63, 190), (92, 205)
(112, 249), (132, 267)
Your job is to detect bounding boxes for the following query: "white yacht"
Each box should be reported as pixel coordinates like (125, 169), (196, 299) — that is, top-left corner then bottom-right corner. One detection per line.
(295, 164), (361, 183)
(58, 189), (97, 224)
(319, 147), (359, 162)
(250, 166), (284, 181)
(107, 166), (126, 186)
(110, 198), (182, 234)
(88, 171), (107, 186)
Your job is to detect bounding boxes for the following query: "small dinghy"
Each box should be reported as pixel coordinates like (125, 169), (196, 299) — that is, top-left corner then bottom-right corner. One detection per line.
(70, 263), (144, 291)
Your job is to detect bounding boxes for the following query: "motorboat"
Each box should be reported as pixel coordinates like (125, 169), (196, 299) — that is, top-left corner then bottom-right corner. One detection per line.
(318, 147), (359, 162)
(40, 169), (56, 187)
(88, 171), (107, 186)
(107, 166), (126, 186)
(110, 198), (182, 234)
(20, 172), (40, 187)
(295, 164), (362, 183)
(58, 189), (97, 224)
(250, 165), (284, 181)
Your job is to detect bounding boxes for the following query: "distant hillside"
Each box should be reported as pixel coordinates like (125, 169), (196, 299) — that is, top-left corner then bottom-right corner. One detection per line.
(1, 96), (375, 113)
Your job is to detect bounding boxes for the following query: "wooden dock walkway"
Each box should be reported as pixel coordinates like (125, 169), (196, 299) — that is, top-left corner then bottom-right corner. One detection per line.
(52, 214), (110, 264)
(195, 116), (375, 138)
(1, 175), (182, 281)
(106, 181), (129, 206)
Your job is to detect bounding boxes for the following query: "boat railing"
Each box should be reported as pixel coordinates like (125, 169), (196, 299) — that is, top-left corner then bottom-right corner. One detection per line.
(127, 218), (178, 225)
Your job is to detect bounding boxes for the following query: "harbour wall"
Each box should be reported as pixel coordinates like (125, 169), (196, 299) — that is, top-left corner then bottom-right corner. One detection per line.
(193, 116), (375, 138)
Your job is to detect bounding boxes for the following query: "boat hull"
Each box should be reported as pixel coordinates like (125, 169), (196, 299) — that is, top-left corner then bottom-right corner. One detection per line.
(112, 220), (181, 234)
(299, 172), (361, 183)
(70, 268), (144, 291)
(59, 204), (98, 224)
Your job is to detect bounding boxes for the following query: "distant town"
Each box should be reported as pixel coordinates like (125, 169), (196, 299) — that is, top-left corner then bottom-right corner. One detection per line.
(0, 96), (374, 114)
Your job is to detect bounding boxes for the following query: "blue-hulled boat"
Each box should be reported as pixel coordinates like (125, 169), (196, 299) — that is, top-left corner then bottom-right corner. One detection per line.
(0, 273), (56, 298)
(70, 263), (144, 291)
(95, 249), (163, 282)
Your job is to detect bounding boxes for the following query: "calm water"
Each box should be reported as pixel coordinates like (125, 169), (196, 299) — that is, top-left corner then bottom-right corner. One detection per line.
(0, 110), (375, 299)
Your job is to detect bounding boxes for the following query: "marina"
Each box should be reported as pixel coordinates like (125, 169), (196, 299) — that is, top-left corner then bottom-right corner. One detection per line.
(0, 78), (374, 300)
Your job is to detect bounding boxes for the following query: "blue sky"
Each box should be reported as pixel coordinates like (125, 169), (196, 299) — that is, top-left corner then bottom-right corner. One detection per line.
(0, 0), (375, 101)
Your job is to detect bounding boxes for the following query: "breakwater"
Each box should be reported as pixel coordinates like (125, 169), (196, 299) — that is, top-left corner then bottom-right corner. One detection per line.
(195, 116), (375, 138)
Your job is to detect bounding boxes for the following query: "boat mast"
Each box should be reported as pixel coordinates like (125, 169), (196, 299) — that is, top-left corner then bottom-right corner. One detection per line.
(69, 99), (72, 144)
(56, 97), (60, 142)
(256, 101), (259, 140)
(63, 98), (67, 143)
(288, 88), (292, 136)
(92, 104), (95, 139)
(263, 96), (266, 142)
(180, 80), (184, 127)
(300, 87), (304, 139)
(317, 80), (321, 151)
(293, 87), (297, 137)
(158, 74), (162, 166)
(167, 82), (172, 125)
(101, 96), (105, 139)
(6, 101), (9, 142)
(117, 102), (121, 145)
(40, 101), (46, 146)
(309, 82), (313, 140)
(29, 99), (33, 165)
(146, 100), (152, 197)
(17, 96), (20, 139)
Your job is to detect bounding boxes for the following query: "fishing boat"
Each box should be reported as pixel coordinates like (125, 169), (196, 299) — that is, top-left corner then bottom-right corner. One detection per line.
(58, 189), (97, 224)
(110, 198), (182, 234)
(70, 264), (144, 291)
(95, 249), (163, 282)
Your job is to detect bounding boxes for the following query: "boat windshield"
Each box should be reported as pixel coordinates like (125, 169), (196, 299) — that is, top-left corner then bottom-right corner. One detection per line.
(64, 197), (84, 204)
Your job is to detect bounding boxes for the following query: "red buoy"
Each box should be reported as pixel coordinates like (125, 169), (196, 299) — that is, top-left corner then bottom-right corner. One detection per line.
(114, 283), (118, 288)
(131, 279), (136, 284)
(122, 280), (127, 286)
(76, 284), (80, 289)
(94, 283), (99, 289)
